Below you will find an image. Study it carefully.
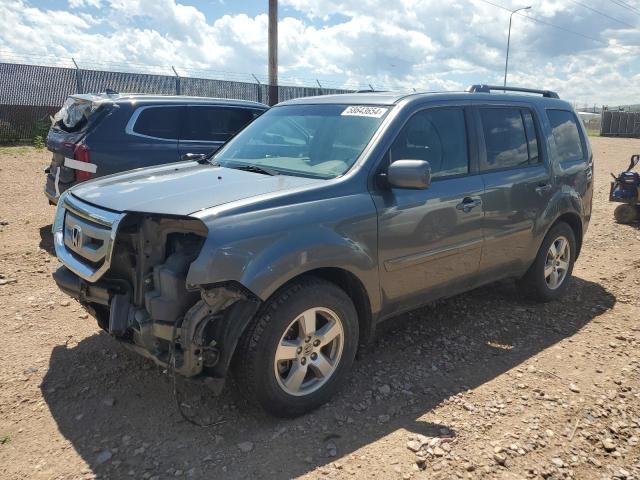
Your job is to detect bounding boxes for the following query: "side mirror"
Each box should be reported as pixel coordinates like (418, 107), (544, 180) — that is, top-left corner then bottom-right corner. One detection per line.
(386, 159), (431, 190)
(181, 152), (207, 162)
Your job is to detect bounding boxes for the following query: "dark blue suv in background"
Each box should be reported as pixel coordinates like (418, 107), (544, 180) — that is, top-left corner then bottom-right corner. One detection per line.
(44, 93), (268, 203)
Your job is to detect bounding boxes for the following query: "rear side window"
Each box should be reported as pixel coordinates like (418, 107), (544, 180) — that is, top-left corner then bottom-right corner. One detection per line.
(479, 108), (531, 171)
(389, 108), (469, 178)
(132, 107), (180, 140)
(522, 110), (540, 164)
(182, 107), (262, 142)
(547, 110), (585, 163)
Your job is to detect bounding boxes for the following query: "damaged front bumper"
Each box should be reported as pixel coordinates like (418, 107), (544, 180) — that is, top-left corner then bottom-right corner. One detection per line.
(51, 192), (260, 392)
(52, 263), (260, 393)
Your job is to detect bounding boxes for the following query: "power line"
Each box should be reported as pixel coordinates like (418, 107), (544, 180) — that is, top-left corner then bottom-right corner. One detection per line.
(568, 0), (637, 29)
(608, 0), (640, 16)
(475, 0), (639, 54)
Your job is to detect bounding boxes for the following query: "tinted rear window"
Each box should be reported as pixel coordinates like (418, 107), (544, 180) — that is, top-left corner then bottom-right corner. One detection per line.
(547, 110), (585, 163)
(133, 107), (180, 140)
(182, 107), (262, 142)
(479, 108), (529, 171)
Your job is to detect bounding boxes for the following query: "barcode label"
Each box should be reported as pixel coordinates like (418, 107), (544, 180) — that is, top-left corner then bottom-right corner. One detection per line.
(341, 106), (388, 118)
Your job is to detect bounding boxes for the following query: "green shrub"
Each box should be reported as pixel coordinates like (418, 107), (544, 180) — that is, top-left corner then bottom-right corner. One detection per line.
(32, 116), (50, 149)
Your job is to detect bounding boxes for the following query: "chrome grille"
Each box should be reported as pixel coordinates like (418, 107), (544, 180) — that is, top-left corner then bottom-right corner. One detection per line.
(63, 211), (109, 263)
(52, 191), (126, 282)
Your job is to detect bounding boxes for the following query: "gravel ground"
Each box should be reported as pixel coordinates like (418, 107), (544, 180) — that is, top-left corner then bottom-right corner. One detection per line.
(0, 137), (639, 480)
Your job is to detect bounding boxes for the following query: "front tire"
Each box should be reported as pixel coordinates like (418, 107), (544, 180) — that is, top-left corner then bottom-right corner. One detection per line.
(234, 277), (359, 418)
(517, 222), (576, 302)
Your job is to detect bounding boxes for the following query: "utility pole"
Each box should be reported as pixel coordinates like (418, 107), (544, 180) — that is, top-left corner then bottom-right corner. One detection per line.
(268, 0), (278, 106)
(504, 5), (531, 87)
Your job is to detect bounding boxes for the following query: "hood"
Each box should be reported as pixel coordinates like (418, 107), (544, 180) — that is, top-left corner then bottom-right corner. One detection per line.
(70, 161), (322, 216)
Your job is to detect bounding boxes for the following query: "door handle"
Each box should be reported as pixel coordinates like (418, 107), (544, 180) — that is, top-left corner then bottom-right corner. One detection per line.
(456, 197), (482, 213)
(535, 183), (552, 195)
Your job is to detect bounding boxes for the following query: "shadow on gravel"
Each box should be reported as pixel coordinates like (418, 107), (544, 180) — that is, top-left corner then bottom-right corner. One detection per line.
(41, 276), (615, 479)
(38, 224), (55, 256)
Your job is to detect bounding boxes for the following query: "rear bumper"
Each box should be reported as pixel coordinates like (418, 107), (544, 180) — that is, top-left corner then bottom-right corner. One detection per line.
(44, 170), (75, 205)
(44, 185), (59, 205)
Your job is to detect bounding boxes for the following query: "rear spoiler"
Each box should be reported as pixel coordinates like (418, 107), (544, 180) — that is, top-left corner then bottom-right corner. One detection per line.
(52, 93), (118, 131)
(69, 92), (119, 104)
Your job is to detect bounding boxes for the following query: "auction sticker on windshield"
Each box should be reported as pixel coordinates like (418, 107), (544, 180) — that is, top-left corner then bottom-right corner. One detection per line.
(341, 106), (388, 118)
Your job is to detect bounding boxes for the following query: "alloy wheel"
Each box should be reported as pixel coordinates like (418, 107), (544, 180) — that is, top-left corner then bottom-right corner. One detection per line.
(544, 235), (571, 290)
(273, 307), (344, 397)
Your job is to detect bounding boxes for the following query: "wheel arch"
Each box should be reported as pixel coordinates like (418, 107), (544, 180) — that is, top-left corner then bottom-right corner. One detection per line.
(244, 266), (374, 350)
(551, 211), (583, 258)
(294, 267), (375, 346)
(212, 267), (375, 383)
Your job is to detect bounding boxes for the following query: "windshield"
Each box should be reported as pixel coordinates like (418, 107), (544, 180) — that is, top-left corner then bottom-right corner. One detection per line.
(212, 104), (389, 178)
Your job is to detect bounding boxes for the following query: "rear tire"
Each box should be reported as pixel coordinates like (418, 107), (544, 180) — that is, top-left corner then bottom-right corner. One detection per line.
(614, 204), (638, 224)
(233, 277), (359, 418)
(517, 222), (576, 302)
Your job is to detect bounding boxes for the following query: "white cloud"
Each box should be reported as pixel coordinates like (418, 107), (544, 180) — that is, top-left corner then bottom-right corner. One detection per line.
(1, 0), (639, 104)
(68, 0), (102, 8)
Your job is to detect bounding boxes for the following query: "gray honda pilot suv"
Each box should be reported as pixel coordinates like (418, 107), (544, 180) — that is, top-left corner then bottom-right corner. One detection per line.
(51, 85), (593, 417)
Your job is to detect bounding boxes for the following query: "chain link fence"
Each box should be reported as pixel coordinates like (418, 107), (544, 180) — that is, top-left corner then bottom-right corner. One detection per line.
(0, 62), (352, 143)
(600, 110), (640, 138)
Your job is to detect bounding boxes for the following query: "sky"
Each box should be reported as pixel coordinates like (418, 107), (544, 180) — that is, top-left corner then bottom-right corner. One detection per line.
(0, 0), (638, 105)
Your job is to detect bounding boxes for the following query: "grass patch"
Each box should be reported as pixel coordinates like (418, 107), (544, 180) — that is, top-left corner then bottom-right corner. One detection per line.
(586, 129), (600, 137)
(0, 434), (10, 445)
(0, 145), (37, 155)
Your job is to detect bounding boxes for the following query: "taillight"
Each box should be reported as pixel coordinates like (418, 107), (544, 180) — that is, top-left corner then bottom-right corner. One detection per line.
(74, 144), (92, 181)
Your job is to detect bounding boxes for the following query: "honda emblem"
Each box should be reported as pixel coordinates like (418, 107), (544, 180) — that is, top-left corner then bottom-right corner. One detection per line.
(71, 225), (83, 248)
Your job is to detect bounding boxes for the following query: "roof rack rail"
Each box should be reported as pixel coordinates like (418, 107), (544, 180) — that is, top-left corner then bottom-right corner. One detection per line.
(466, 84), (559, 99)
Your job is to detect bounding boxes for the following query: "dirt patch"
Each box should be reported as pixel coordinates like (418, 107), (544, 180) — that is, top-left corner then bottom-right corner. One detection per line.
(1, 138), (639, 479)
